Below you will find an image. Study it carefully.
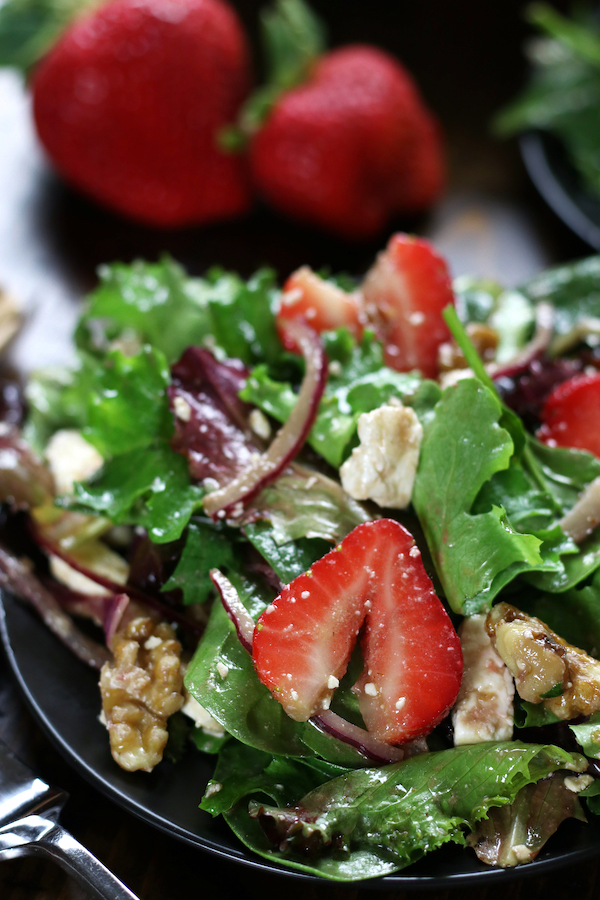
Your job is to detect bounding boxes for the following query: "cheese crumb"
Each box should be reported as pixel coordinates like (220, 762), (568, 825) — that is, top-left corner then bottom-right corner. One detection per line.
(173, 395), (192, 422)
(216, 662), (229, 679)
(364, 682), (378, 696)
(327, 675), (340, 689)
(45, 429), (104, 496)
(339, 403), (422, 508)
(249, 408), (272, 440)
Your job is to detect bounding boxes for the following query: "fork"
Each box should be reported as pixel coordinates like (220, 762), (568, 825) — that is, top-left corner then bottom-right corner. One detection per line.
(0, 737), (140, 900)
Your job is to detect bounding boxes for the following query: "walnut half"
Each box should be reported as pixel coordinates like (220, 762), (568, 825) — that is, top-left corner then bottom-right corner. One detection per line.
(486, 602), (600, 720)
(100, 617), (184, 772)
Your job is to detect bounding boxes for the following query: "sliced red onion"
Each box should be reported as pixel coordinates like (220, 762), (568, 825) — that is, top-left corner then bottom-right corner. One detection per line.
(210, 568), (255, 653)
(0, 543), (110, 669)
(103, 592), (130, 647)
(310, 709), (409, 764)
(491, 301), (555, 380)
(31, 523), (203, 637)
(203, 321), (328, 521)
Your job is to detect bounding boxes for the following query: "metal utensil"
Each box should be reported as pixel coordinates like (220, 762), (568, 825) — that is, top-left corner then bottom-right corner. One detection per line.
(0, 737), (140, 900)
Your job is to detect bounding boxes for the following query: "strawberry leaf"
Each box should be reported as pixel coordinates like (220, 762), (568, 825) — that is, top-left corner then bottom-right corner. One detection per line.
(260, 0), (326, 90)
(0, 0), (94, 72)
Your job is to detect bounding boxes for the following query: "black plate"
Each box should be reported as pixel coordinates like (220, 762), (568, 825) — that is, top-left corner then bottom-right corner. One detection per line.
(520, 130), (600, 251)
(3, 588), (600, 889)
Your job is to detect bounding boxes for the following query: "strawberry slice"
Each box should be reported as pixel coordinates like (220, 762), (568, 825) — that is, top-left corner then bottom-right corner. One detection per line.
(537, 373), (600, 458)
(361, 233), (454, 378)
(276, 266), (364, 353)
(252, 518), (462, 744)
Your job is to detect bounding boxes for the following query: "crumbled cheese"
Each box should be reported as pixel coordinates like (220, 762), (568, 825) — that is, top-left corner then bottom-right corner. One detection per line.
(45, 429), (104, 496)
(364, 682), (378, 696)
(180, 692), (226, 737)
(249, 408), (272, 441)
(327, 675), (339, 689)
(339, 403), (422, 508)
(205, 782), (223, 797)
(452, 614), (515, 745)
(216, 661), (229, 679)
(173, 395), (192, 422)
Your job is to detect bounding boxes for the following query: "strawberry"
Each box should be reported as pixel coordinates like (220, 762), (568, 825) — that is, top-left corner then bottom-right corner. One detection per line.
(31, 0), (251, 228)
(537, 373), (600, 458)
(252, 518), (463, 745)
(362, 232), (454, 378)
(248, 44), (445, 240)
(276, 266), (363, 352)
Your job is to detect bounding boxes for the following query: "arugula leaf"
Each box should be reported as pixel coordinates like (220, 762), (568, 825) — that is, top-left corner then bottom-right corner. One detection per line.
(225, 742), (584, 881)
(63, 442), (203, 543)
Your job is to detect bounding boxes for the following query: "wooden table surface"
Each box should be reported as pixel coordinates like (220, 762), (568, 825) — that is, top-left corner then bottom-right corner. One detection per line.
(1, 1), (599, 897)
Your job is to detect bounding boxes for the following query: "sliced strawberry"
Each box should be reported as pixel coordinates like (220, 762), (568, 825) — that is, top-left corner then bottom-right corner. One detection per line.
(252, 518), (463, 744)
(537, 373), (600, 458)
(361, 233), (454, 379)
(276, 267), (364, 353)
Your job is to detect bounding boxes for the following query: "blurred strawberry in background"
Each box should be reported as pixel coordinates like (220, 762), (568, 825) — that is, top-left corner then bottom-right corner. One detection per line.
(0, 0), (446, 236)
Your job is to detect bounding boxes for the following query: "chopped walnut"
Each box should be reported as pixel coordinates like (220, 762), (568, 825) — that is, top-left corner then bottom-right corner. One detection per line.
(438, 323), (499, 373)
(100, 617), (184, 772)
(486, 602), (600, 719)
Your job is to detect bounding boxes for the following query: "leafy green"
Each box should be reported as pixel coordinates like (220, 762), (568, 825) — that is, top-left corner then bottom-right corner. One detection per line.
(76, 259), (281, 367)
(242, 330), (423, 467)
(221, 742), (584, 881)
(412, 378), (548, 614)
(0, 0), (93, 71)
(570, 712), (600, 759)
(162, 520), (238, 605)
(494, 4), (600, 201)
(466, 773), (585, 867)
(62, 442), (203, 543)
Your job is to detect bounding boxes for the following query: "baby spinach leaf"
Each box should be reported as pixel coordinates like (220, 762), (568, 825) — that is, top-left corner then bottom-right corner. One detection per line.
(162, 520), (238, 604)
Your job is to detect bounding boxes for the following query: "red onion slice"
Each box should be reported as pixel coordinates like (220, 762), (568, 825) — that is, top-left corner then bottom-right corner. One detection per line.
(103, 592), (130, 647)
(210, 568), (255, 653)
(31, 522), (203, 637)
(310, 709), (408, 765)
(203, 321), (328, 521)
(0, 543), (110, 669)
(560, 476), (600, 544)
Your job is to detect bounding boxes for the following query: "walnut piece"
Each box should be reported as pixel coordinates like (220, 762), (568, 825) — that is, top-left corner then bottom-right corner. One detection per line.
(486, 602), (600, 719)
(100, 617), (184, 772)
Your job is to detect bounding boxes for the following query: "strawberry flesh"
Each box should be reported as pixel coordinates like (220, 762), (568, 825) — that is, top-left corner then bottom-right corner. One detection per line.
(537, 373), (600, 458)
(276, 266), (363, 352)
(362, 233), (454, 378)
(252, 518), (463, 744)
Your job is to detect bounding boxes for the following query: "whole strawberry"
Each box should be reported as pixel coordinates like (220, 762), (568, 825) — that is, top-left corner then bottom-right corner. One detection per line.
(246, 12), (445, 240)
(31, 0), (252, 228)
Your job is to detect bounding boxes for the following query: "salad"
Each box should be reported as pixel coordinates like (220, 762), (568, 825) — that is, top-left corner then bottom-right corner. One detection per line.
(2, 233), (600, 882)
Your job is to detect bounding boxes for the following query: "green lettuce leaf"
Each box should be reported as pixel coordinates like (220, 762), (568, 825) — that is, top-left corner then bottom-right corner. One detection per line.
(62, 442), (203, 543)
(76, 258), (281, 367)
(241, 331), (422, 468)
(162, 520), (239, 605)
(412, 378), (548, 614)
(223, 742), (585, 881)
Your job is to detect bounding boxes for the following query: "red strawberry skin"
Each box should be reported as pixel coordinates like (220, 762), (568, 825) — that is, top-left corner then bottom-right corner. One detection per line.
(32, 0), (251, 228)
(537, 373), (600, 458)
(249, 45), (445, 240)
(362, 232), (454, 378)
(252, 518), (462, 745)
